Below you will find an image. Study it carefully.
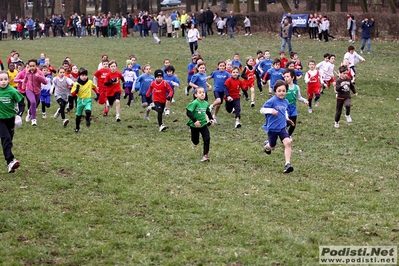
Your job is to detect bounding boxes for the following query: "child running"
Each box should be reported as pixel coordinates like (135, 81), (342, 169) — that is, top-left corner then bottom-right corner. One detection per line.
(241, 56), (256, 107)
(23, 59), (47, 126)
(304, 60), (323, 114)
(334, 65), (357, 128)
(145, 69), (173, 132)
(283, 69), (308, 135)
(93, 59), (110, 116)
(70, 68), (99, 133)
(0, 70), (25, 173)
(40, 65), (52, 118)
(224, 67), (244, 128)
(52, 67), (74, 127)
(260, 80), (295, 174)
(186, 87), (214, 162)
(122, 60), (137, 107)
(104, 60), (123, 122)
(189, 62), (212, 101)
(207, 60), (230, 124)
(163, 65), (180, 116)
(262, 58), (284, 99)
(136, 64), (155, 119)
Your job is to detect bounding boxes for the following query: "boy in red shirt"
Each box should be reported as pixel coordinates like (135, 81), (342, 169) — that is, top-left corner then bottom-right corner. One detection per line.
(224, 67), (244, 128)
(94, 59), (110, 116)
(145, 69), (173, 132)
(104, 60), (123, 122)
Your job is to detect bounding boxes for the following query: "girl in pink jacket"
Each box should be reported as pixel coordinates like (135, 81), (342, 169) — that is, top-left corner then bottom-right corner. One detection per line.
(23, 59), (47, 126)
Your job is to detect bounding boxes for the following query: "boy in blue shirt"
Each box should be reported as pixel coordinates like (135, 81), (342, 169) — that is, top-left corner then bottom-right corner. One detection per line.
(163, 65), (180, 116)
(260, 80), (295, 174)
(262, 58), (284, 99)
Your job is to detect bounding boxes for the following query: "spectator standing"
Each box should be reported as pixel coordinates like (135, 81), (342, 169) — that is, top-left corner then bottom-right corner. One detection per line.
(360, 17), (374, 54)
(225, 11), (237, 38)
(280, 18), (293, 54)
(198, 9), (206, 37)
(205, 7), (214, 35)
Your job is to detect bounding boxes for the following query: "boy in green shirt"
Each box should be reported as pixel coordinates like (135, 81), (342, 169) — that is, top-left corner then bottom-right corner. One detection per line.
(186, 87), (214, 162)
(0, 71), (25, 173)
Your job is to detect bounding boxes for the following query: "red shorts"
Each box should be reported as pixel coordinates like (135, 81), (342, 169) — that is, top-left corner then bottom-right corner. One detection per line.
(242, 79), (254, 90)
(324, 77), (336, 88)
(307, 82), (321, 99)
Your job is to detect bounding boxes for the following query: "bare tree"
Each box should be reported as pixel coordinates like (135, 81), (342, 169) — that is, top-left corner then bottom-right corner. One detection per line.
(279, 0), (291, 12)
(387, 0), (397, 12)
(327, 0), (335, 11)
(259, 0), (267, 12)
(359, 0), (368, 12)
(233, 0), (240, 13)
(340, 0), (348, 12)
(247, 0), (255, 13)
(187, 0), (192, 12)
(306, 0), (316, 11)
(80, 0), (87, 14)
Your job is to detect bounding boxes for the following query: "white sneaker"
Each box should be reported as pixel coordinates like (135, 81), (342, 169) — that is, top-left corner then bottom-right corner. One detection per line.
(314, 101), (319, 107)
(159, 124), (167, 131)
(212, 114), (217, 124)
(54, 108), (60, 119)
(63, 119), (69, 127)
(348, 39), (352, 42)
(308, 108), (313, 114)
(164, 109), (170, 116)
(244, 33), (248, 36)
(235, 120), (241, 128)
(141, 102), (148, 108)
(298, 34), (301, 37)
(144, 115), (150, 121)
(360, 50), (363, 54)
(345, 115), (352, 123)
(116, 114), (121, 122)
(250, 101), (255, 107)
(146, 102), (154, 111)
(31, 119), (37, 126)
(209, 104), (213, 113)
(334, 122), (340, 128)
(7, 159), (20, 173)
(25, 111), (31, 122)
(42, 112), (46, 119)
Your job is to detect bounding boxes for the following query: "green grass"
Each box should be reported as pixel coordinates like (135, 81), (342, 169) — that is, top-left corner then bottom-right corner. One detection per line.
(0, 34), (399, 265)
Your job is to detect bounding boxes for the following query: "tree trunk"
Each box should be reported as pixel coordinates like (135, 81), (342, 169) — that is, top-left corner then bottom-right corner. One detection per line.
(80, 0), (87, 14)
(233, 0), (240, 13)
(316, 0), (321, 11)
(259, 0), (267, 12)
(0, 0), (7, 21)
(306, 0), (316, 11)
(121, 0), (128, 14)
(94, 0), (99, 15)
(247, 0), (255, 13)
(101, 0), (108, 14)
(340, 0), (348, 12)
(279, 0), (291, 12)
(186, 0), (192, 12)
(156, 0), (161, 13)
(326, 0), (335, 11)
(212, 0), (217, 6)
(359, 0), (368, 12)
(387, 0), (397, 13)
(110, 0), (119, 13)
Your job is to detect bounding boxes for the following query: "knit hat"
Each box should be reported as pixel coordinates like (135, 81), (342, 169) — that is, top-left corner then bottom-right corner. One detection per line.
(154, 69), (163, 77)
(79, 68), (88, 76)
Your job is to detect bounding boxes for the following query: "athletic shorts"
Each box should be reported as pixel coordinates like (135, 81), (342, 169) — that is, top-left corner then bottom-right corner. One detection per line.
(268, 128), (291, 148)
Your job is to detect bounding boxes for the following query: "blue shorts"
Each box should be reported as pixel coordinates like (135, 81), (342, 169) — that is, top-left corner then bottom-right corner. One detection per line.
(287, 103), (297, 117)
(214, 91), (224, 103)
(141, 95), (152, 104)
(40, 95), (51, 105)
(267, 128), (290, 147)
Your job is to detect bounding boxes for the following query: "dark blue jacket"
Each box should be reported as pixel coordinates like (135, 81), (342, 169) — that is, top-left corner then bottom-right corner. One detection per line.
(226, 15), (237, 28)
(361, 20), (374, 39)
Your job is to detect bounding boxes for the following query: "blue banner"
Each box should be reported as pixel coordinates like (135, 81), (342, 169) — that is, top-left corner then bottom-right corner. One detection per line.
(281, 14), (310, 28)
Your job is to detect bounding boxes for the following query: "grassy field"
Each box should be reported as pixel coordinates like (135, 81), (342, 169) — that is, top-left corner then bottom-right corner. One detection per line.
(0, 33), (398, 265)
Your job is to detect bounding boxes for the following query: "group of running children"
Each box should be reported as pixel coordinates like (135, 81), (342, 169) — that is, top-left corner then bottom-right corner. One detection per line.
(0, 44), (363, 174)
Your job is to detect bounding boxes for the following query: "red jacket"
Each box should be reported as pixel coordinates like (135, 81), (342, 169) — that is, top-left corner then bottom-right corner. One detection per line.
(146, 80), (173, 103)
(224, 77), (244, 100)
